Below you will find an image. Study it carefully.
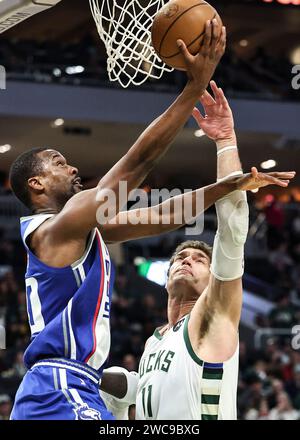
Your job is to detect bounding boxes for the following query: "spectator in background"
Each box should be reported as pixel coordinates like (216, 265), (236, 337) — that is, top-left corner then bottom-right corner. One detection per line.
(0, 171), (8, 195)
(290, 278), (300, 307)
(238, 371), (264, 417)
(285, 364), (300, 409)
(11, 351), (27, 379)
(268, 243), (293, 278)
(122, 354), (138, 372)
(0, 394), (12, 420)
(264, 196), (285, 249)
(0, 351), (8, 374)
(244, 397), (270, 420)
(269, 392), (299, 420)
(268, 294), (298, 329)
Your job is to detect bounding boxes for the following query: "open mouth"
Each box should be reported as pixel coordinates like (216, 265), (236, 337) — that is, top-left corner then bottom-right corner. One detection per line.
(73, 177), (83, 189)
(73, 177), (82, 186)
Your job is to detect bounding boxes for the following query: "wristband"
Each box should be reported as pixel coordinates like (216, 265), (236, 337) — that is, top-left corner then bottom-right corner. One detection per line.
(217, 145), (238, 156)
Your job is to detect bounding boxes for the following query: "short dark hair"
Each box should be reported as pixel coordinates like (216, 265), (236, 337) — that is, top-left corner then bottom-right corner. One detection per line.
(9, 147), (47, 209)
(168, 240), (213, 275)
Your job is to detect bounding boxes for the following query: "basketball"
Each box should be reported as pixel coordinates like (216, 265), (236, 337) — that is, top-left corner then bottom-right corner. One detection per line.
(151, 0), (222, 70)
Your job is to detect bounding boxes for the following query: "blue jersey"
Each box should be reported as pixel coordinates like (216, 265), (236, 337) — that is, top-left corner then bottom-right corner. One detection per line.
(20, 214), (115, 374)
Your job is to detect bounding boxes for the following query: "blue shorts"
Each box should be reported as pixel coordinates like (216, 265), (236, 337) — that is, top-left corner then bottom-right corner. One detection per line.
(10, 358), (115, 420)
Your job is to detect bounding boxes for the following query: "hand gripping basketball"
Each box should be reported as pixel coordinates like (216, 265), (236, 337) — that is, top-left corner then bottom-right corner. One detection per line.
(177, 19), (226, 91)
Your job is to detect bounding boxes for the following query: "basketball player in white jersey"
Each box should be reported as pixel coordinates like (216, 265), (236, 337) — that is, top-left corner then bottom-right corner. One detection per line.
(135, 82), (296, 420)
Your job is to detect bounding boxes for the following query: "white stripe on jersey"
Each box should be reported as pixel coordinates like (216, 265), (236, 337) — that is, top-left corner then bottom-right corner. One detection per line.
(86, 230), (111, 371)
(22, 214), (54, 248)
(67, 299), (77, 360)
(72, 229), (96, 270)
(59, 368), (68, 390)
(53, 368), (59, 390)
(72, 270), (81, 288)
(69, 389), (84, 405)
(77, 264), (86, 283)
(62, 309), (69, 357)
(34, 361), (99, 384)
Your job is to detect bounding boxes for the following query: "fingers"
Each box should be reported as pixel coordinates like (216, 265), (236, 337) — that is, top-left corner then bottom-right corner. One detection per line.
(209, 19), (222, 56)
(261, 171), (296, 188)
(212, 18), (220, 41)
(192, 107), (205, 126)
(199, 89), (216, 107)
(258, 173), (292, 188)
(200, 20), (225, 61)
(214, 83), (230, 108)
(210, 80), (222, 106)
(201, 20), (213, 56)
(176, 39), (194, 64)
(216, 26), (226, 59)
(267, 177), (289, 187)
(209, 80), (231, 110)
(267, 172), (296, 179)
(251, 167), (259, 179)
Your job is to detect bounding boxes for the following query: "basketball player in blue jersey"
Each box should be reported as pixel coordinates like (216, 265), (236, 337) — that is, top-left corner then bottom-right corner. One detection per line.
(7, 19), (228, 420)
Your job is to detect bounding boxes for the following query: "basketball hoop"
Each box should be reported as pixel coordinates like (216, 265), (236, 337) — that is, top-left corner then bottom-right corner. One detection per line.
(89, 0), (173, 88)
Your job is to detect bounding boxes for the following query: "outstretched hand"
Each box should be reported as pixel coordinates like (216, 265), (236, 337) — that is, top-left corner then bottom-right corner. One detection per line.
(192, 80), (234, 141)
(233, 168), (296, 192)
(177, 19), (226, 93)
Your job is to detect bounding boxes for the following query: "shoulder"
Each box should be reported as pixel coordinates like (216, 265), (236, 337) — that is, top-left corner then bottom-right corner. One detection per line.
(30, 215), (62, 250)
(21, 214), (54, 250)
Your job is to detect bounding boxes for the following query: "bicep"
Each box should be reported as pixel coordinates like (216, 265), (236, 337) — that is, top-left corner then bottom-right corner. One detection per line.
(188, 276), (242, 362)
(45, 188), (99, 241)
(100, 207), (165, 243)
(207, 275), (243, 327)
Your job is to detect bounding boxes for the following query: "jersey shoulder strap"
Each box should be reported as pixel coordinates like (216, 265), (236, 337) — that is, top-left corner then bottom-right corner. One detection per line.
(20, 214), (54, 250)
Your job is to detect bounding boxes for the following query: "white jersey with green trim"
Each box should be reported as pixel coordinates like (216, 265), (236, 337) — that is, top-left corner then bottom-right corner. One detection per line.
(136, 314), (238, 420)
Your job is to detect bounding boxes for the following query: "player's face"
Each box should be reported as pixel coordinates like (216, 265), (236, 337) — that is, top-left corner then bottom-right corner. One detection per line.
(37, 149), (83, 202)
(167, 247), (211, 295)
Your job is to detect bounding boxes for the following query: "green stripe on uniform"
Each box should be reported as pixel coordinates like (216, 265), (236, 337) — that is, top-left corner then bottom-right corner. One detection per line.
(201, 394), (220, 405)
(201, 362), (223, 420)
(202, 414), (218, 420)
(202, 370), (223, 380)
(183, 314), (203, 366)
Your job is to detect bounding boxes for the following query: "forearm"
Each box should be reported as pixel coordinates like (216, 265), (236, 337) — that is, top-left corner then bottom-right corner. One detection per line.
(99, 82), (205, 190)
(158, 179), (237, 229)
(100, 371), (127, 399)
(216, 132), (242, 180)
(131, 82), (206, 168)
(100, 179), (237, 243)
(212, 133), (248, 283)
(100, 367), (138, 406)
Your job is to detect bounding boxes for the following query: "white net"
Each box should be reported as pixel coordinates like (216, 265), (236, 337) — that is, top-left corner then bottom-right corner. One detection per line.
(89, 0), (174, 88)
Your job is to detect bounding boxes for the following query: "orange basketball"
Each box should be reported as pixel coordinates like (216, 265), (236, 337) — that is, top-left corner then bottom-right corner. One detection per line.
(151, 0), (222, 70)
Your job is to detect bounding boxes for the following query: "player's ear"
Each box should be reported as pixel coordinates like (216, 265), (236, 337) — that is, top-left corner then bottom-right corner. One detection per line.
(28, 176), (44, 192)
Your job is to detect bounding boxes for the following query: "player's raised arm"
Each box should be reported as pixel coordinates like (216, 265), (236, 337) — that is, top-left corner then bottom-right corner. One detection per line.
(39, 20), (226, 243)
(101, 171), (294, 244)
(101, 179), (236, 243)
(188, 83), (296, 362)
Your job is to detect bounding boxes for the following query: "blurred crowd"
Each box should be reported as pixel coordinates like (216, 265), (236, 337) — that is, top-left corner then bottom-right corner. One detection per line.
(249, 195), (300, 302)
(0, 34), (297, 101)
(238, 339), (300, 420)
